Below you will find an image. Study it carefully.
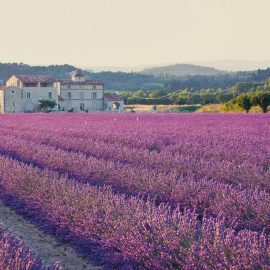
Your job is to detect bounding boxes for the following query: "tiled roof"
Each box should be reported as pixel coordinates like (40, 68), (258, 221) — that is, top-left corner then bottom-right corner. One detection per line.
(57, 80), (104, 86)
(104, 93), (123, 101)
(14, 75), (55, 83)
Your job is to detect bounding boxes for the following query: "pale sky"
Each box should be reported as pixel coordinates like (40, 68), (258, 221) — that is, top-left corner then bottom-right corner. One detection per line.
(0, 0), (269, 68)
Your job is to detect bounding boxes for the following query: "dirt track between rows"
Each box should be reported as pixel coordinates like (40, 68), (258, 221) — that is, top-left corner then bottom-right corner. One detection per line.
(0, 200), (102, 270)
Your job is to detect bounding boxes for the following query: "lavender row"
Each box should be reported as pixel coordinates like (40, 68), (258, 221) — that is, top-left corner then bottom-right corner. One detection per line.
(0, 155), (269, 269)
(2, 124), (269, 179)
(0, 129), (269, 196)
(0, 136), (270, 233)
(0, 224), (60, 270)
(0, 114), (269, 191)
(7, 113), (270, 154)
(2, 113), (270, 153)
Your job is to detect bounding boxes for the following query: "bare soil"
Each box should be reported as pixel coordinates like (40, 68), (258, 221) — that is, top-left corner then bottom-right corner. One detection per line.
(0, 200), (102, 270)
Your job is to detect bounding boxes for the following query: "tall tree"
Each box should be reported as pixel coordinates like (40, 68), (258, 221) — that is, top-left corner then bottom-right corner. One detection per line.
(250, 92), (270, 113)
(235, 94), (252, 113)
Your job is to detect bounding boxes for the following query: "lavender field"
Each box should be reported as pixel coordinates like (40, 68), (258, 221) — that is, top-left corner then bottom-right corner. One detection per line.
(0, 113), (270, 269)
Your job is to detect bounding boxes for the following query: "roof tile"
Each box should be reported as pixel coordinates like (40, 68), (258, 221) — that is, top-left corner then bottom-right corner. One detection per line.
(104, 93), (123, 101)
(14, 75), (55, 83)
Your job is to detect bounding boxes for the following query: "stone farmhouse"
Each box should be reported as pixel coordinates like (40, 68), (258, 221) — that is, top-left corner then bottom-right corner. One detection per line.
(0, 69), (124, 113)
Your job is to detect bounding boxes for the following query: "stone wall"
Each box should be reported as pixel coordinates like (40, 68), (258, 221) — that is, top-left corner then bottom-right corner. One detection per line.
(2, 87), (25, 113)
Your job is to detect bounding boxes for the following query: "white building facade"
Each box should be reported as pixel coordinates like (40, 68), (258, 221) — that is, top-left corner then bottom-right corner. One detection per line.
(1, 75), (57, 113)
(56, 69), (104, 112)
(0, 70), (124, 113)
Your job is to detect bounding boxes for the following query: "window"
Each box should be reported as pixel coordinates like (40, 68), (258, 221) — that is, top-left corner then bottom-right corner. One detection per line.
(41, 83), (53, 87)
(80, 103), (85, 111)
(79, 92), (84, 100)
(12, 102), (15, 108)
(21, 90), (24, 99)
(24, 83), (38, 87)
(26, 92), (31, 99)
(67, 92), (71, 99)
(93, 84), (96, 90)
(92, 92), (97, 99)
(48, 92), (52, 99)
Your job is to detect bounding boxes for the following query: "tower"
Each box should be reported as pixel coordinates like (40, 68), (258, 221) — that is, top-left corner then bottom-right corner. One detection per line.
(71, 69), (85, 82)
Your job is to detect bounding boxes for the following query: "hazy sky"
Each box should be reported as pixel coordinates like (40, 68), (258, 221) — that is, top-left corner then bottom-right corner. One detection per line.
(0, 0), (269, 67)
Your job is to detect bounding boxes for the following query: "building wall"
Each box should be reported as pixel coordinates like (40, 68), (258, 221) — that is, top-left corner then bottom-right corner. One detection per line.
(4, 76), (105, 113)
(6, 77), (58, 111)
(105, 100), (125, 111)
(1, 85), (58, 113)
(59, 99), (104, 112)
(58, 84), (103, 91)
(58, 83), (104, 111)
(21, 86), (58, 112)
(60, 88), (103, 100)
(2, 87), (25, 113)
(71, 75), (85, 82)
(0, 90), (4, 113)
(6, 76), (22, 88)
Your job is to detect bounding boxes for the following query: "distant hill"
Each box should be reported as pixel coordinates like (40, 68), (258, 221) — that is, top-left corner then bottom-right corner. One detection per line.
(0, 63), (160, 91)
(1, 62), (270, 92)
(140, 64), (224, 77)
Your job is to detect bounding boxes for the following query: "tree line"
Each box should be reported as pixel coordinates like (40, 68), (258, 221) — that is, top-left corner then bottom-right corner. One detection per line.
(223, 92), (270, 113)
(124, 75), (270, 113)
(2, 63), (270, 92)
(124, 89), (233, 105)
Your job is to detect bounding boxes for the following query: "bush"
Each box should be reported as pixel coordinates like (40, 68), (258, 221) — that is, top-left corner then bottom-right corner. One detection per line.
(39, 99), (57, 112)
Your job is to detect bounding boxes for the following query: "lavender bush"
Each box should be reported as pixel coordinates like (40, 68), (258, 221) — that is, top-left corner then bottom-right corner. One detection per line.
(0, 224), (60, 270)
(0, 113), (269, 269)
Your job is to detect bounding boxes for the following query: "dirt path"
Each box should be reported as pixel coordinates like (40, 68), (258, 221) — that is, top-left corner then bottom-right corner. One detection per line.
(0, 200), (102, 270)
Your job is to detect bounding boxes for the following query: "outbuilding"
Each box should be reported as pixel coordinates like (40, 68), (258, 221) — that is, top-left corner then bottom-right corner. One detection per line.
(104, 93), (125, 111)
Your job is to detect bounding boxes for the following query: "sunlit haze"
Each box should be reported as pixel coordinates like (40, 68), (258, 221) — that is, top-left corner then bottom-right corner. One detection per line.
(1, 0), (270, 69)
